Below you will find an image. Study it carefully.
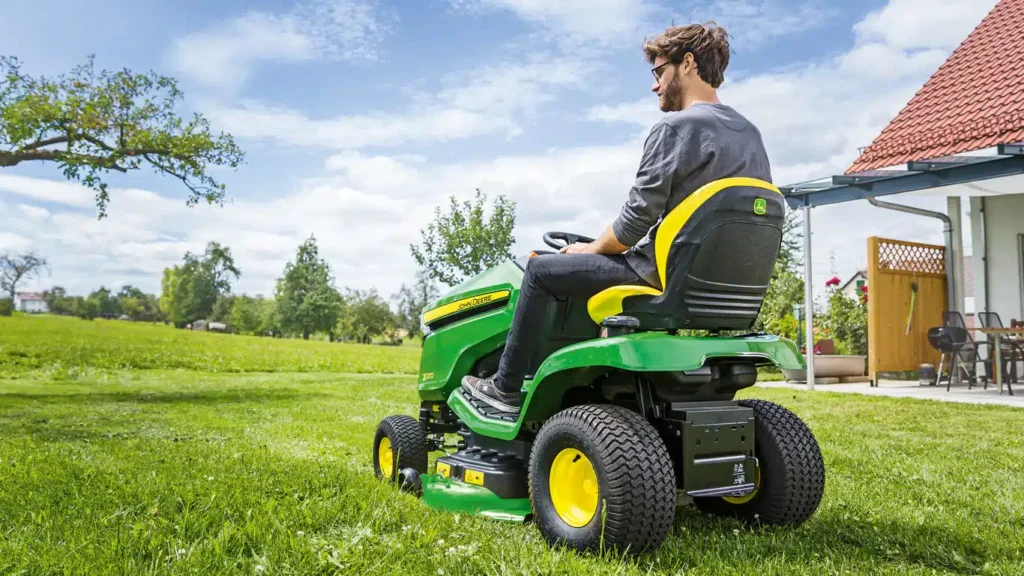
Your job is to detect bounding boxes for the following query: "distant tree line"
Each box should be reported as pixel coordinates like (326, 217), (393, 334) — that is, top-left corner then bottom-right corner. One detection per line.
(44, 285), (163, 321)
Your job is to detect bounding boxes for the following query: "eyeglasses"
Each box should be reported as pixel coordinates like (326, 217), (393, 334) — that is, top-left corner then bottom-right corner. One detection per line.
(651, 49), (697, 82)
(651, 61), (672, 82)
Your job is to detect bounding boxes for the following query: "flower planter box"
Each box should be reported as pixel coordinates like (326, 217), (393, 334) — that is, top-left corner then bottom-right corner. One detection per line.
(782, 355), (867, 383)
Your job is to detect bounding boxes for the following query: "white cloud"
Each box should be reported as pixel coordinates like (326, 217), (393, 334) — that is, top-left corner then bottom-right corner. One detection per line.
(170, 0), (392, 89)
(211, 54), (593, 149)
(449, 0), (656, 43)
(0, 142), (643, 298)
(451, 0), (837, 51)
(683, 1), (839, 48)
(854, 0), (998, 50)
(0, 231), (32, 252)
(0, 174), (93, 207)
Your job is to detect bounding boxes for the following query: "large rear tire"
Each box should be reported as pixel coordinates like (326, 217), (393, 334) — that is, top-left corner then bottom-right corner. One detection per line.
(693, 399), (824, 525)
(373, 415), (427, 483)
(529, 405), (676, 553)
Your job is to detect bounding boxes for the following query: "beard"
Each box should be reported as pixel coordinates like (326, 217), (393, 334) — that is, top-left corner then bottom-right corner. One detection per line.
(659, 75), (684, 112)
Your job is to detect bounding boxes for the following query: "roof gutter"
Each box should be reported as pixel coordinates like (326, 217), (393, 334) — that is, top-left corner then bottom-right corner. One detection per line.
(867, 196), (957, 314)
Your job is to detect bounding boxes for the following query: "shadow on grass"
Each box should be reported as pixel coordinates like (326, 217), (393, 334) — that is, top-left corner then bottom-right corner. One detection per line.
(671, 507), (996, 574)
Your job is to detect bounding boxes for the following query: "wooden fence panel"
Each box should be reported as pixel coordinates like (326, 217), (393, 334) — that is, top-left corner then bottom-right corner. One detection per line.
(867, 237), (948, 380)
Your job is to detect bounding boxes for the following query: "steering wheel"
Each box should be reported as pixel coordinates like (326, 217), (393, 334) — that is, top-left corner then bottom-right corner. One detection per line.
(543, 231), (596, 250)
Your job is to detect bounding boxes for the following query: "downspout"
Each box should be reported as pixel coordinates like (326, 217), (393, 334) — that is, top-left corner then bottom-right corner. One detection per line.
(867, 196), (957, 313)
(981, 197), (990, 309)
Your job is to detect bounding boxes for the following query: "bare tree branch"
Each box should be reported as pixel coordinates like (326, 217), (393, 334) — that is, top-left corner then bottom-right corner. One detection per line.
(0, 251), (49, 300)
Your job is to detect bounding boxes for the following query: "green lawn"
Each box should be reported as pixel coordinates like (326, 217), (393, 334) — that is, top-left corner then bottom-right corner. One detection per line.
(0, 314), (420, 376)
(1, 315), (1023, 574)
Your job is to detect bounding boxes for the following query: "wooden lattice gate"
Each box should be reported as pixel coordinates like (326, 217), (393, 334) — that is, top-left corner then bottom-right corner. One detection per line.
(867, 237), (948, 381)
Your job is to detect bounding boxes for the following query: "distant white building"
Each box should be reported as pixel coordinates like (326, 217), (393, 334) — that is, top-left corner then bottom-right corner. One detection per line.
(14, 292), (48, 313)
(839, 271), (867, 301)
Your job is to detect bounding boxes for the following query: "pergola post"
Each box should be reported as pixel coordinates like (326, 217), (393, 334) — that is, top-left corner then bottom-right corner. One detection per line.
(803, 206), (815, 391)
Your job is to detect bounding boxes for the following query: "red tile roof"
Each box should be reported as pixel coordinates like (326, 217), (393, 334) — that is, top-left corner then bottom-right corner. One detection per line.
(848, 0), (1024, 173)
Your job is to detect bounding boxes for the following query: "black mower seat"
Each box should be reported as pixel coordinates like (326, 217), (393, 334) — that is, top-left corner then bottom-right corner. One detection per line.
(587, 177), (784, 331)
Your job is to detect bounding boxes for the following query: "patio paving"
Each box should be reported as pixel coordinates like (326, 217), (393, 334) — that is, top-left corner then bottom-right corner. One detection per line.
(757, 379), (1024, 408)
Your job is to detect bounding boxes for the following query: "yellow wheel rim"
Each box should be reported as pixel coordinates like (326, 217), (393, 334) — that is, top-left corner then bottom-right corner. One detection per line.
(723, 465), (760, 504)
(378, 436), (394, 479)
(549, 448), (599, 527)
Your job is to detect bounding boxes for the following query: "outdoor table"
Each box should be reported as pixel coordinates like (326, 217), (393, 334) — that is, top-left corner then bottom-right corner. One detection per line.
(975, 327), (1024, 395)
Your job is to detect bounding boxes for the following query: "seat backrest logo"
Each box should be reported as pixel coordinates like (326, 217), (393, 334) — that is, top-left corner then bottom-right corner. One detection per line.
(753, 198), (767, 215)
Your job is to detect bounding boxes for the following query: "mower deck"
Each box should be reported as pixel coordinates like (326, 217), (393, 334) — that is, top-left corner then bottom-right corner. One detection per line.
(420, 474), (532, 522)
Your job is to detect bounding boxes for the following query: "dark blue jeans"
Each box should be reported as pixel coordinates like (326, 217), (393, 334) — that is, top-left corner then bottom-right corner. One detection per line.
(493, 253), (652, 393)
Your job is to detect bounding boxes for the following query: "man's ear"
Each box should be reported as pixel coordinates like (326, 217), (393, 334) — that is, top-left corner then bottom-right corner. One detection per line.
(683, 53), (697, 75)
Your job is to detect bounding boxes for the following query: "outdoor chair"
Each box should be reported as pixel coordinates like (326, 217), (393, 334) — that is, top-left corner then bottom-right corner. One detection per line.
(976, 312), (1022, 394)
(978, 312), (1024, 344)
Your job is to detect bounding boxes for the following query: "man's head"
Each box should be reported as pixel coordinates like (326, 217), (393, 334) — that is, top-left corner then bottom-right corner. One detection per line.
(644, 22), (730, 112)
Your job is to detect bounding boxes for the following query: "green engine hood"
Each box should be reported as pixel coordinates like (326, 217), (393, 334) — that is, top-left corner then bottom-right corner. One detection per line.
(418, 259), (524, 400)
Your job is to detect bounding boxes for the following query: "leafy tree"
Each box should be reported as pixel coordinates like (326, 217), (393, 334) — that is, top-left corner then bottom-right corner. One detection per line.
(72, 295), (100, 320)
(230, 296), (260, 334)
(755, 208), (804, 340)
(276, 236), (343, 340)
(112, 285), (161, 321)
(159, 267), (183, 324)
(338, 288), (395, 344)
(117, 285), (145, 300)
(137, 293), (163, 322)
(44, 286), (73, 315)
(0, 56), (244, 217)
(0, 251), (47, 300)
(0, 298), (12, 316)
(411, 189), (517, 286)
(159, 242), (239, 327)
(88, 286), (119, 317)
(211, 294), (235, 325)
(392, 269), (440, 340)
(257, 297), (281, 337)
(120, 296), (142, 320)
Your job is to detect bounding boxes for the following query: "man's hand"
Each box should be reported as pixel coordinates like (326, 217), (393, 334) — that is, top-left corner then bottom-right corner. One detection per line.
(558, 226), (630, 255)
(559, 242), (594, 254)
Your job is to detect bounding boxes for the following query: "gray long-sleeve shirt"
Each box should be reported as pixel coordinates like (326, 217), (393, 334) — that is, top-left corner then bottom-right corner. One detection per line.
(613, 102), (772, 288)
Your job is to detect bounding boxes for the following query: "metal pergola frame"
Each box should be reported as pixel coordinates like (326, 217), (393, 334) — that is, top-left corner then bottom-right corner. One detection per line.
(779, 143), (1024, 390)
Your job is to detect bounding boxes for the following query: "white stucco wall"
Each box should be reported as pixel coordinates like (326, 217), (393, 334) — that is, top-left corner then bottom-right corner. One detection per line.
(971, 194), (1024, 324)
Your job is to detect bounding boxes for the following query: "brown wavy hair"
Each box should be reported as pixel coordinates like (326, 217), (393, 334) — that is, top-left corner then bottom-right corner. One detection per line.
(643, 22), (731, 88)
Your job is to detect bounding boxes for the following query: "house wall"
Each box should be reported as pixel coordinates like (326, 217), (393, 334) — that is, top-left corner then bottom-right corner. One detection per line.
(18, 299), (48, 313)
(971, 194), (1024, 324)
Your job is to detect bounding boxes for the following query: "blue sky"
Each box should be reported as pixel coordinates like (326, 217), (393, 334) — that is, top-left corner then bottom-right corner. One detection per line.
(0, 0), (1000, 301)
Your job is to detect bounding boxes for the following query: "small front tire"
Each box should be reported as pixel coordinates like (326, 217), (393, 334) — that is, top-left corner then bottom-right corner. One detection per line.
(373, 415), (427, 483)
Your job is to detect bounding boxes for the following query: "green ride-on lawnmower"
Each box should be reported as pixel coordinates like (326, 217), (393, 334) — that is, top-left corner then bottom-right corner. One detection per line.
(373, 177), (824, 553)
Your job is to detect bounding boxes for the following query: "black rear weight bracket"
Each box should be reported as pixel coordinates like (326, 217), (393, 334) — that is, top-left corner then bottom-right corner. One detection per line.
(634, 374), (662, 419)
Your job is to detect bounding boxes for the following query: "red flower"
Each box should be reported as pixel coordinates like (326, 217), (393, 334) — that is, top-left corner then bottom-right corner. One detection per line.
(825, 276), (840, 287)
(860, 285), (868, 293)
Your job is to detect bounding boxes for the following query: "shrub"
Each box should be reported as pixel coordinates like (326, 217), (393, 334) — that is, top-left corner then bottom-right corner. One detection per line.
(0, 298), (13, 317)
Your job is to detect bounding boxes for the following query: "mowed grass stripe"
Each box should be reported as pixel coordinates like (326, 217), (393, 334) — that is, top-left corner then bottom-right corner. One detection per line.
(2, 371), (1023, 575)
(0, 314), (421, 376)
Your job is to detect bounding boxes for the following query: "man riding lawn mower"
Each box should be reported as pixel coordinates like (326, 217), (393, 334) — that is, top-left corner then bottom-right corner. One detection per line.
(373, 22), (824, 553)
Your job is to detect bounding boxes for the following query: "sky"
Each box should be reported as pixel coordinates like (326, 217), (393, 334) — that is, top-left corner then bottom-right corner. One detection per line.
(0, 0), (1002, 303)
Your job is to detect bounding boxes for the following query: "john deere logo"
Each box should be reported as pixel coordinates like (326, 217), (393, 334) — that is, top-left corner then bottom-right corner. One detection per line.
(753, 198), (767, 215)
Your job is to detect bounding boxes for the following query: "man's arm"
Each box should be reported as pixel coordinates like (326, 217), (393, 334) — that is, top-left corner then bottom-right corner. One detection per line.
(562, 122), (696, 255)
